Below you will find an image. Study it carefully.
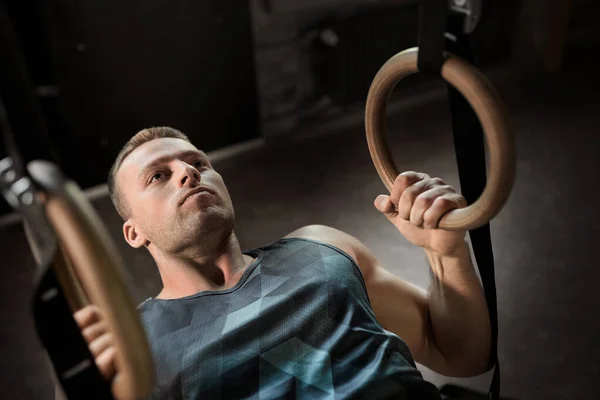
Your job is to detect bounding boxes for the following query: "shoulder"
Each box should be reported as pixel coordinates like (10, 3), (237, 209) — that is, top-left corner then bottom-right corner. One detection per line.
(283, 225), (358, 257)
(283, 225), (378, 280)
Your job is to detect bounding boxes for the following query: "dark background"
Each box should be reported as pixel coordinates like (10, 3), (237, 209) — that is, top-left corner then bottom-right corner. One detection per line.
(1, 0), (600, 399)
(1, 0), (260, 215)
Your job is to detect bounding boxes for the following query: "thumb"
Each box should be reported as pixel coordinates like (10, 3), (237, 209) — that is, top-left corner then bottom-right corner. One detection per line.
(374, 195), (397, 221)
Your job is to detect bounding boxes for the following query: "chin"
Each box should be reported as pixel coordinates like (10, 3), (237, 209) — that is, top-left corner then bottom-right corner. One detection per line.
(192, 208), (234, 239)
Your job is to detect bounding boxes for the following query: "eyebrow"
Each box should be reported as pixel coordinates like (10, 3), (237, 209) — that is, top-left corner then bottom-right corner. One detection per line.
(138, 150), (208, 181)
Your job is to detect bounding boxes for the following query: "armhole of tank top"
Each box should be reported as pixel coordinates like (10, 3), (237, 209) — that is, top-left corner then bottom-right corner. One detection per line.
(276, 237), (370, 301)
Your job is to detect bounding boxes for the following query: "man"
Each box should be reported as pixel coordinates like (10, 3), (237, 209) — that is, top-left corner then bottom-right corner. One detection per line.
(74, 126), (491, 399)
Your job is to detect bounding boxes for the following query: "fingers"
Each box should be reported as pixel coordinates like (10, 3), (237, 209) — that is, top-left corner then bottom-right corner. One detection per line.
(375, 171), (466, 228)
(397, 177), (441, 220)
(408, 184), (454, 226)
(81, 319), (107, 341)
(89, 332), (113, 357)
(74, 305), (102, 329)
(411, 185), (465, 228)
(422, 194), (467, 228)
(74, 305), (117, 382)
(390, 172), (427, 206)
(374, 195), (396, 220)
(96, 346), (117, 381)
(91, 332), (116, 382)
(74, 305), (111, 355)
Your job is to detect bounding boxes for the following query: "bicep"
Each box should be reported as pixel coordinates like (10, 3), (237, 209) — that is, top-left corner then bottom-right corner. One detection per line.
(363, 253), (460, 375)
(354, 241), (459, 374)
(354, 248), (431, 362)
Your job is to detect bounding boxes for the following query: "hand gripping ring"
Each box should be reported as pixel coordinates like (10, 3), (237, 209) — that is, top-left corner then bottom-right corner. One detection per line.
(365, 47), (516, 231)
(28, 161), (155, 400)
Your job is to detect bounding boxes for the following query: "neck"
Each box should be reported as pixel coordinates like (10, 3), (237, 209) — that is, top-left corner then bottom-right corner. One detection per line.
(151, 231), (254, 299)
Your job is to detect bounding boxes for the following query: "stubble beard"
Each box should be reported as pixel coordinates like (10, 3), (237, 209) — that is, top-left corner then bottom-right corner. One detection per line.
(152, 204), (235, 258)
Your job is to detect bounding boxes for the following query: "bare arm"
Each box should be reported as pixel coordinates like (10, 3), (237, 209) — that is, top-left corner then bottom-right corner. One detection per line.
(287, 225), (490, 377)
(421, 243), (491, 376)
(286, 172), (492, 378)
(361, 236), (490, 377)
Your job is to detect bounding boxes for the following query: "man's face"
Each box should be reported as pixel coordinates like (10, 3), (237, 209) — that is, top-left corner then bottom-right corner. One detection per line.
(117, 138), (234, 255)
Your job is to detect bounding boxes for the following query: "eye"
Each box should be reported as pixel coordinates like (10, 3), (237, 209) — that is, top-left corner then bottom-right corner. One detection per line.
(149, 172), (165, 184)
(193, 159), (207, 169)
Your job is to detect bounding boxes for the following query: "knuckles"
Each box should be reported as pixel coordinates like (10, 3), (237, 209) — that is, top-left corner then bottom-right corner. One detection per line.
(432, 196), (453, 209)
(439, 184), (456, 193)
(414, 193), (435, 208)
(393, 174), (411, 189)
(392, 173), (463, 208)
(430, 177), (445, 186)
(395, 171), (427, 188)
(399, 171), (426, 180)
(402, 189), (419, 204)
(432, 195), (466, 210)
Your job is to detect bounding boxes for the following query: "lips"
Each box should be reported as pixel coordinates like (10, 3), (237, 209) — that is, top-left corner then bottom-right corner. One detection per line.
(179, 187), (214, 205)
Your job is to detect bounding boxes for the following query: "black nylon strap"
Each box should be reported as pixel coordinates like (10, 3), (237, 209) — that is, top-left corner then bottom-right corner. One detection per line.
(417, 0), (448, 74)
(417, 1), (501, 399)
(445, 29), (500, 400)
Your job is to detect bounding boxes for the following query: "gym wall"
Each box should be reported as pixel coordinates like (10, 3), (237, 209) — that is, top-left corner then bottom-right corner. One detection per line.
(250, 0), (521, 136)
(0, 0), (260, 216)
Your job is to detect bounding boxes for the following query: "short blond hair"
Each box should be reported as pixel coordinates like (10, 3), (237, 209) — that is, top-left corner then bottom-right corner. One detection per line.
(108, 126), (190, 219)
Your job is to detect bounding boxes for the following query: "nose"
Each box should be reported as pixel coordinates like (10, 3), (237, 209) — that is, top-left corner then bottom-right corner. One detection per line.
(176, 161), (201, 188)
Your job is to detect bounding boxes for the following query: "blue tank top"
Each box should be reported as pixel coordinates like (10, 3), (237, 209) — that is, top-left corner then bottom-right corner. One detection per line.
(138, 238), (441, 399)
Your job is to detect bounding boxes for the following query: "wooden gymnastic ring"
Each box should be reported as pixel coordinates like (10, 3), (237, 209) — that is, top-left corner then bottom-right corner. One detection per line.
(27, 161), (155, 400)
(365, 47), (516, 231)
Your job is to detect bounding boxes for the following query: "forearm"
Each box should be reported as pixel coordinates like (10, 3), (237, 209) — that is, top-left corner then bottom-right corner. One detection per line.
(425, 240), (491, 376)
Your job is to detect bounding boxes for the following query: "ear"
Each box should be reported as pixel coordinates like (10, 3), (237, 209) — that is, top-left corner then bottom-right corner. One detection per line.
(123, 219), (148, 248)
